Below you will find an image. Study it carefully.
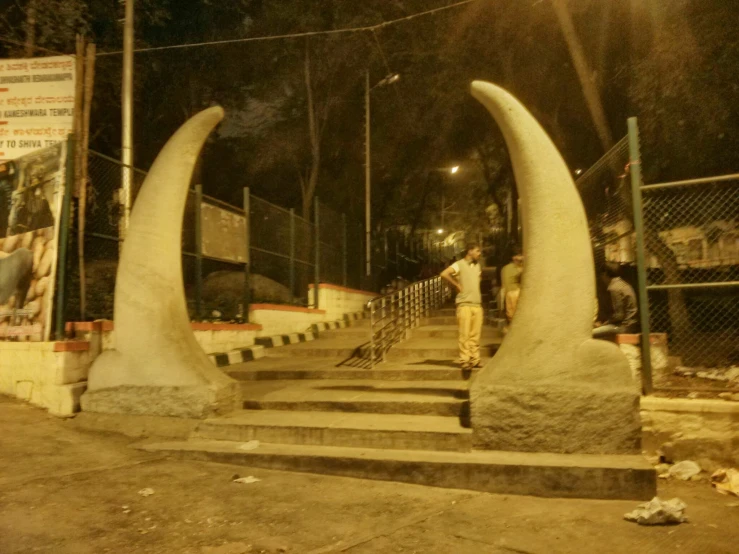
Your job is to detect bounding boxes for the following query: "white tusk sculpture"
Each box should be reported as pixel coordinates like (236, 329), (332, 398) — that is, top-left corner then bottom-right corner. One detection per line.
(81, 107), (240, 418)
(469, 82), (641, 454)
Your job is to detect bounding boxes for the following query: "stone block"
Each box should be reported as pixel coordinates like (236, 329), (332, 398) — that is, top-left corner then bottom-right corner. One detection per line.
(472, 383), (642, 454)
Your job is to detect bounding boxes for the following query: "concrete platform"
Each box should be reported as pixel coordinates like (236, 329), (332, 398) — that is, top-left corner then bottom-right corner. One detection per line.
(193, 409), (472, 451)
(139, 439), (657, 500)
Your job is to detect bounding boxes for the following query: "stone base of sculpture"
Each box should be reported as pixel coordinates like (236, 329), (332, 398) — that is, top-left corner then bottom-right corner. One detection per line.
(81, 383), (239, 419)
(471, 383), (641, 454)
(467, 80), (648, 472)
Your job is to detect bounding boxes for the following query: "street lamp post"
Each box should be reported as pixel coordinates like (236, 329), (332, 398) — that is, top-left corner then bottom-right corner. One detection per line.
(440, 165), (460, 236)
(365, 70), (400, 277)
(365, 70), (371, 277)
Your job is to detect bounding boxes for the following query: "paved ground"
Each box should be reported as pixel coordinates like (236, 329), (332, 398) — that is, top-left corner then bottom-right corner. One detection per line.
(1, 396), (738, 554)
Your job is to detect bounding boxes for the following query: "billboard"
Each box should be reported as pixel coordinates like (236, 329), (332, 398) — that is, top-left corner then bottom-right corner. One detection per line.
(0, 56), (76, 161)
(0, 142), (67, 341)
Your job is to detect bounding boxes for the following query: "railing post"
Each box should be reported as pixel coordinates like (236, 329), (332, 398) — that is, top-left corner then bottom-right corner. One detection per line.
(243, 187), (251, 323)
(194, 184), (203, 320)
(289, 208), (295, 303)
(313, 199), (320, 309)
(628, 117), (653, 395)
(342, 213), (347, 287)
(369, 300), (375, 367)
(381, 296), (387, 361)
(55, 135), (75, 339)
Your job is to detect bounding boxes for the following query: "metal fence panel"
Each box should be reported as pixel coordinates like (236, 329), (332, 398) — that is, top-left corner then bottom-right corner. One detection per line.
(642, 177), (739, 371)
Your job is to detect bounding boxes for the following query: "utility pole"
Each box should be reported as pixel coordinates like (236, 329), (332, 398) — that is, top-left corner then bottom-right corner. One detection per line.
(24, 0), (37, 57)
(120, 0), (134, 239)
(364, 69), (371, 277)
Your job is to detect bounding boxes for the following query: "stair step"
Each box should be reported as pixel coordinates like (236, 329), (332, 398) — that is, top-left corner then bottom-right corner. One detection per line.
(229, 366), (478, 382)
(411, 326), (502, 340)
(193, 409), (471, 451)
(138, 439), (656, 500)
(317, 329), (371, 338)
(388, 345), (499, 359)
(430, 309), (457, 317)
(226, 358), (479, 382)
(422, 317), (459, 325)
(240, 380), (469, 416)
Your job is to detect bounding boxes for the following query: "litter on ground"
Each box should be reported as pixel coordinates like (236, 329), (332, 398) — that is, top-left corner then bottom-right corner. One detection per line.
(711, 469), (739, 497)
(233, 476), (261, 484)
(624, 497), (687, 525)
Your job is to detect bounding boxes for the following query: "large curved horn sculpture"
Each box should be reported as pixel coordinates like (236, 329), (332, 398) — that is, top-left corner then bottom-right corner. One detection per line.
(469, 82), (641, 454)
(81, 107), (239, 418)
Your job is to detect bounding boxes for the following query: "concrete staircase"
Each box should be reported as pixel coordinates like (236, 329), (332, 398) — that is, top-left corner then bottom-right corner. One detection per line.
(141, 309), (656, 500)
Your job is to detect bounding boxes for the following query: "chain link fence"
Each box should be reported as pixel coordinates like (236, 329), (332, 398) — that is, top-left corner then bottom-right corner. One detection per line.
(576, 122), (739, 393)
(642, 176), (739, 377)
(575, 136), (633, 268)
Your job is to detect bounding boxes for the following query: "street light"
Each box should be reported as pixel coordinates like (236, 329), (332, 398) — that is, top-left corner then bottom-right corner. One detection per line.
(441, 164), (461, 230)
(437, 229), (444, 235)
(365, 70), (401, 277)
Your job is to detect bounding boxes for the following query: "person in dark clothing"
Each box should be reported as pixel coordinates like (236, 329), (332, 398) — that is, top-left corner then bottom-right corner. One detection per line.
(593, 262), (638, 338)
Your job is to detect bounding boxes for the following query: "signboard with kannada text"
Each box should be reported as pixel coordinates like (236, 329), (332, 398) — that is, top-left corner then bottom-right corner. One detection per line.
(0, 56), (76, 161)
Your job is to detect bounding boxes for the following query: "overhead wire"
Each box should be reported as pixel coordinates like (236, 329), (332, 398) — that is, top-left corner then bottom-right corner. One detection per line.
(0, 35), (70, 57)
(95, 0), (478, 57)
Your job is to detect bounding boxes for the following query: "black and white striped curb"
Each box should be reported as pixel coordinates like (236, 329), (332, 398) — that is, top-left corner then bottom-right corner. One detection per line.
(312, 310), (368, 333)
(208, 345), (266, 368)
(208, 310), (367, 369)
(312, 320), (346, 332)
(255, 331), (317, 348)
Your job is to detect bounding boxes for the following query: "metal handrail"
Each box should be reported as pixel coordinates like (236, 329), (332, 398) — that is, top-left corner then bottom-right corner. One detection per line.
(368, 276), (450, 366)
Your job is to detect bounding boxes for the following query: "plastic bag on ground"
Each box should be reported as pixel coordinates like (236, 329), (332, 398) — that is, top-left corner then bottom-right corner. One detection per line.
(711, 468), (739, 496)
(624, 497), (687, 525)
(668, 460), (701, 480)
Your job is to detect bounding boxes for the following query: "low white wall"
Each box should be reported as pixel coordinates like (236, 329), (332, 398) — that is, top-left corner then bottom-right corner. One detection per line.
(69, 321), (259, 355)
(0, 341), (90, 416)
(308, 283), (376, 321)
(249, 304), (327, 336)
(4, 296), (371, 417)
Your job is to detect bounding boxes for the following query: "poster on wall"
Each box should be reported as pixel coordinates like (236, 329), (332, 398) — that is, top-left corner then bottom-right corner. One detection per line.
(0, 142), (67, 341)
(0, 56), (76, 161)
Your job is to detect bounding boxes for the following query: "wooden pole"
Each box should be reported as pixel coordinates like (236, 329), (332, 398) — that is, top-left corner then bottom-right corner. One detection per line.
(74, 36), (84, 196)
(77, 42), (96, 320)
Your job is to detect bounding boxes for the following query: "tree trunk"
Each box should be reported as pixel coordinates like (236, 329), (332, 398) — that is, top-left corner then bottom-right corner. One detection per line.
(24, 0), (37, 57)
(644, 227), (692, 358)
(302, 41), (320, 220)
(550, 0), (614, 153)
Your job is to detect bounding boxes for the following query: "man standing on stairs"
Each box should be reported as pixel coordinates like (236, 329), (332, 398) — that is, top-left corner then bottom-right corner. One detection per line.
(440, 244), (483, 370)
